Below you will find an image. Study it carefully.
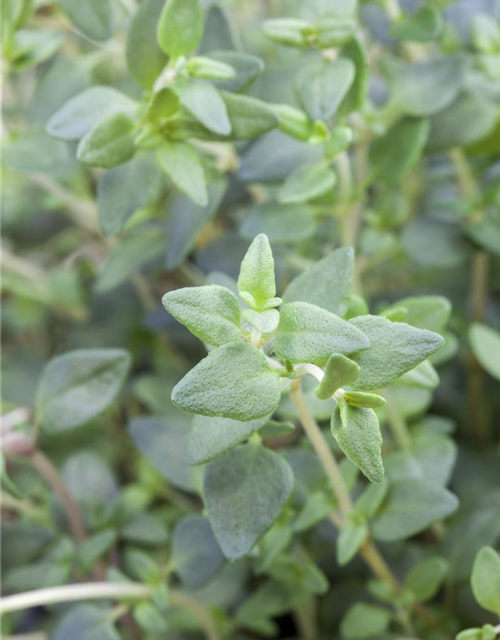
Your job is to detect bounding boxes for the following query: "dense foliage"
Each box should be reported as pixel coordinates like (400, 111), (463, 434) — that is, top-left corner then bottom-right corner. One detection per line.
(2, 0), (500, 639)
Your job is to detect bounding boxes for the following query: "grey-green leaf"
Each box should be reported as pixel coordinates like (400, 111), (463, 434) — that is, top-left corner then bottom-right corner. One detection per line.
(172, 341), (281, 421)
(157, 140), (207, 206)
(337, 519), (368, 566)
(238, 234), (278, 311)
(222, 92), (277, 140)
(163, 285), (241, 346)
(203, 444), (294, 559)
(283, 246), (354, 317)
(157, 0), (203, 57)
(59, 0), (113, 42)
(316, 354), (360, 400)
(469, 323), (500, 381)
(349, 315), (444, 390)
(341, 603), (391, 640)
(53, 604), (119, 640)
(471, 546), (500, 615)
(404, 556), (449, 603)
(274, 302), (370, 366)
(344, 391), (387, 409)
(36, 349), (131, 432)
(77, 112), (135, 168)
(278, 162), (336, 204)
(331, 399), (384, 483)
(175, 79), (231, 136)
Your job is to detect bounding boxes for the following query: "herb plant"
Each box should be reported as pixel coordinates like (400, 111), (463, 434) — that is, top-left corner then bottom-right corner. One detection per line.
(2, 0), (500, 639)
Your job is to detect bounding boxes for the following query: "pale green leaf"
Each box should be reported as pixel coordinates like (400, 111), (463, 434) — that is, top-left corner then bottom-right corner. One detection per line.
(240, 203), (315, 245)
(337, 519), (368, 566)
(77, 112), (136, 168)
(344, 391), (387, 409)
(382, 295), (451, 333)
(316, 354), (360, 400)
(274, 302), (370, 366)
(471, 547), (500, 615)
(208, 51), (264, 93)
(175, 79), (231, 135)
(203, 444), (294, 558)
(237, 234), (278, 311)
(157, 140), (207, 206)
(162, 285), (241, 346)
(172, 341), (281, 421)
(157, 0), (203, 57)
(341, 603), (391, 639)
(222, 92), (277, 139)
(278, 162), (336, 204)
(469, 323), (500, 381)
(390, 4), (443, 42)
(59, 0), (113, 42)
(242, 308), (280, 334)
(349, 315), (444, 390)
(404, 556), (449, 603)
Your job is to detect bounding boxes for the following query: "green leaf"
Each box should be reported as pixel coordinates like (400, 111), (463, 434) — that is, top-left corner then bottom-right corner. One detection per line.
(369, 118), (429, 183)
(338, 37), (369, 117)
(331, 398), (384, 483)
(133, 602), (167, 634)
(316, 354), (360, 400)
(469, 324), (500, 381)
(187, 55), (235, 80)
(349, 315), (444, 390)
(283, 246), (354, 317)
(221, 92), (277, 139)
(355, 479), (389, 519)
(471, 547), (500, 615)
(122, 513), (168, 545)
(59, 0), (113, 42)
(77, 530), (117, 572)
(392, 55), (468, 117)
(172, 514), (224, 588)
(390, 4), (443, 42)
(163, 285), (241, 346)
(175, 79), (231, 135)
(129, 416), (195, 492)
(242, 308), (280, 334)
(274, 302), (370, 366)
(77, 112), (136, 168)
(157, 140), (207, 206)
(157, 0), (203, 57)
(97, 154), (164, 236)
(262, 18), (312, 48)
(199, 5), (237, 54)
(395, 360), (440, 389)
(472, 13), (500, 53)
(126, 0), (168, 90)
(47, 87), (137, 140)
(337, 518), (368, 566)
(203, 444), (294, 558)
(278, 162), (336, 204)
(343, 391), (386, 409)
(186, 414), (269, 465)
(259, 420), (295, 439)
(10, 29), (64, 70)
(144, 87), (179, 123)
(294, 491), (335, 532)
(382, 295), (451, 333)
(240, 203), (315, 245)
(294, 57), (355, 121)
(36, 349), (131, 432)
(404, 556), (449, 603)
(372, 478), (459, 541)
(341, 603), (391, 639)
(172, 341), (281, 421)
(315, 16), (356, 48)
(208, 51), (264, 93)
(95, 227), (165, 293)
(237, 234), (279, 311)
(53, 605), (120, 640)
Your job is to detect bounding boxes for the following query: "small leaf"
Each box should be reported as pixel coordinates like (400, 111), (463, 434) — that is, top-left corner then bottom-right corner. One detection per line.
(242, 308), (280, 334)
(47, 87), (137, 140)
(295, 57), (355, 121)
(222, 92), (277, 140)
(238, 234), (278, 311)
(157, 0), (203, 57)
(341, 603), (391, 639)
(278, 162), (336, 204)
(390, 4), (443, 42)
(262, 18), (312, 48)
(344, 391), (386, 409)
(283, 246), (354, 317)
(36, 349), (131, 432)
(172, 514), (224, 588)
(77, 112), (136, 168)
(355, 479), (389, 519)
(331, 399), (384, 483)
(469, 324), (500, 381)
(338, 37), (369, 117)
(382, 295), (451, 333)
(126, 0), (168, 90)
(372, 478), (459, 541)
(144, 87), (179, 123)
(53, 604), (120, 640)
(404, 556), (449, 603)
(315, 16), (356, 48)
(186, 415), (269, 465)
(59, 0), (113, 42)
(163, 285), (242, 346)
(274, 302), (370, 366)
(157, 140), (208, 206)
(337, 518), (368, 566)
(259, 420), (295, 439)
(471, 546), (500, 615)
(208, 51), (264, 93)
(203, 444), (294, 558)
(187, 55), (235, 80)
(472, 13), (500, 53)
(349, 315), (444, 390)
(316, 354), (360, 400)
(172, 341), (281, 421)
(175, 79), (231, 135)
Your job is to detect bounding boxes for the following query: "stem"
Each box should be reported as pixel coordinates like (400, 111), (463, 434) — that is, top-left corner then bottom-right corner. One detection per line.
(290, 382), (353, 517)
(383, 393), (412, 450)
(0, 583), (151, 614)
(1, 490), (47, 523)
(30, 451), (86, 544)
(170, 591), (222, 640)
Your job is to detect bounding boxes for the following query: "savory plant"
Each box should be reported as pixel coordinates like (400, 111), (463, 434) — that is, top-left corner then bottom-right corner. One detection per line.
(2, 0), (500, 639)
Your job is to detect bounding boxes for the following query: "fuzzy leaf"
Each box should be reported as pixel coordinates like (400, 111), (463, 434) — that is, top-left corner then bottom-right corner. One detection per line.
(349, 315), (444, 390)
(471, 547), (500, 615)
(242, 308), (280, 334)
(274, 302), (370, 366)
(203, 444), (294, 558)
(238, 234), (279, 311)
(316, 354), (360, 400)
(157, 0), (203, 57)
(383, 295), (451, 333)
(278, 162), (336, 204)
(162, 285), (241, 346)
(186, 414), (269, 465)
(36, 349), (131, 432)
(343, 391), (386, 409)
(331, 399), (384, 483)
(77, 112), (135, 168)
(172, 341), (281, 421)
(283, 246), (354, 317)
(157, 140), (207, 206)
